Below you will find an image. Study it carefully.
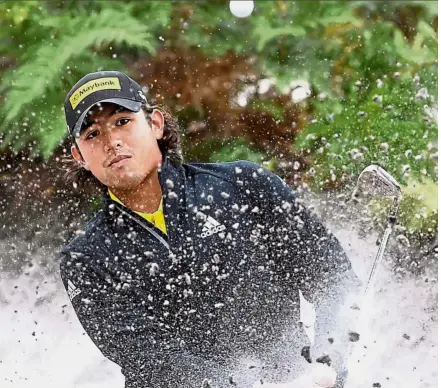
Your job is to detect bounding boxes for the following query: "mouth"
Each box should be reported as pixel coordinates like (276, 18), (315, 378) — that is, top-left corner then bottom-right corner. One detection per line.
(108, 155), (131, 167)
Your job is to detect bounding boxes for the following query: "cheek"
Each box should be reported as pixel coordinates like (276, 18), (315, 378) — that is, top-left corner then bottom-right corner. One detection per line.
(133, 140), (162, 174)
(81, 144), (106, 175)
(131, 129), (160, 157)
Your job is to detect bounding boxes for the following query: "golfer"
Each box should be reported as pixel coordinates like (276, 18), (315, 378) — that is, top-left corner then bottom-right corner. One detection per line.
(59, 70), (360, 387)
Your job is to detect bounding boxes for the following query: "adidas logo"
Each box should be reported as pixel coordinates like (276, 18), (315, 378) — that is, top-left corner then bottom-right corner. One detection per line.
(67, 279), (81, 300)
(201, 215), (226, 238)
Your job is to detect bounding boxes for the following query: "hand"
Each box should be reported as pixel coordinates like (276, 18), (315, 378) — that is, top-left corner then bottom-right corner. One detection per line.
(253, 363), (337, 388)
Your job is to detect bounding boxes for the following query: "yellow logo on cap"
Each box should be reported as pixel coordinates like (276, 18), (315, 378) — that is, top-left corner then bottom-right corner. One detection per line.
(69, 77), (121, 109)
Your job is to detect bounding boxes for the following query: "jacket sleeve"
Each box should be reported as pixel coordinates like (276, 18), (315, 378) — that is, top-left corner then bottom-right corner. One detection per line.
(244, 162), (361, 384)
(59, 250), (231, 388)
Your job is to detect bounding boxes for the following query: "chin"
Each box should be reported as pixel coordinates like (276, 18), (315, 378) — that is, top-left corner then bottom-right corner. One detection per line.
(104, 171), (146, 190)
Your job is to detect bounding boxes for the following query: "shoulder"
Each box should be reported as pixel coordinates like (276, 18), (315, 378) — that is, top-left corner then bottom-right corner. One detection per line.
(183, 160), (296, 203)
(183, 160), (275, 188)
(59, 210), (108, 260)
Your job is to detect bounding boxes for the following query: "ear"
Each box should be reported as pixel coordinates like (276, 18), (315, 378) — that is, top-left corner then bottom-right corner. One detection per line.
(150, 109), (165, 140)
(71, 144), (90, 170)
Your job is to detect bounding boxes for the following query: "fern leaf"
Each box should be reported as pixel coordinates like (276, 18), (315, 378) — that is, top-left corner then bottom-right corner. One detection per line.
(254, 17), (306, 52)
(40, 111), (67, 160)
(1, 10), (158, 126)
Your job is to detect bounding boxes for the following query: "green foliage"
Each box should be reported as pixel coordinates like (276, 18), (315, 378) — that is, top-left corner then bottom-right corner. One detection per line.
(180, 1), (365, 94)
(393, 22), (437, 65)
(174, 1), (253, 57)
(1, 0), (437, 163)
(186, 137), (266, 165)
(295, 70), (437, 190)
(0, 1), (169, 159)
(369, 178), (438, 237)
(248, 99), (285, 120)
(253, 18), (306, 53)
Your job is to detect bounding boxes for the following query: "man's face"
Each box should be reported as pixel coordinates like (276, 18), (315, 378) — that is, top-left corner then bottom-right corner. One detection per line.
(71, 103), (164, 191)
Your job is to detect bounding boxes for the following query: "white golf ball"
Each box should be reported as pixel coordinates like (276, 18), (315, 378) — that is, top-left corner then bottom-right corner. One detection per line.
(229, 1), (254, 18)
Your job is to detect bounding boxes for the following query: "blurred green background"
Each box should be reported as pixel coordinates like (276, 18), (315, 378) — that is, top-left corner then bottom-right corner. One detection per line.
(0, 0), (437, 241)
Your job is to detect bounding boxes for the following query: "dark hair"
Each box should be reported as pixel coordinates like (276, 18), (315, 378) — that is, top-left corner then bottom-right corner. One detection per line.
(61, 104), (183, 194)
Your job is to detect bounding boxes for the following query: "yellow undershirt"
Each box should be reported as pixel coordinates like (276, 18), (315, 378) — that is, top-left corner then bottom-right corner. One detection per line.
(108, 189), (167, 235)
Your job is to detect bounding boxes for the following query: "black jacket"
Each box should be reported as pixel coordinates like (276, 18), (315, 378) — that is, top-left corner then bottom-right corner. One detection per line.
(59, 157), (360, 387)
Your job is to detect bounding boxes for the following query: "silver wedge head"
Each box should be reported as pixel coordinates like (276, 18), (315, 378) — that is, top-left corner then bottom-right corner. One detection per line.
(353, 165), (402, 199)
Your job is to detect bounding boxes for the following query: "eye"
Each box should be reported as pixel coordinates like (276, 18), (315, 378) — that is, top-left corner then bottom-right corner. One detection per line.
(116, 118), (131, 126)
(85, 129), (99, 140)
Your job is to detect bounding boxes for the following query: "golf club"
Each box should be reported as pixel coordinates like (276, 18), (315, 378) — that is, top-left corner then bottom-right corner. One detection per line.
(341, 165), (402, 387)
(297, 165), (403, 388)
(353, 164), (402, 293)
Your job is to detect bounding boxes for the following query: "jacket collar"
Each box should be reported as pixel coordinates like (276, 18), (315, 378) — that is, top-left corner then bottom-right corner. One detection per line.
(158, 154), (187, 230)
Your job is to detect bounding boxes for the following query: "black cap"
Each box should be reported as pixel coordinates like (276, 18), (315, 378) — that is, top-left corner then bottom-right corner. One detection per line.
(64, 70), (148, 138)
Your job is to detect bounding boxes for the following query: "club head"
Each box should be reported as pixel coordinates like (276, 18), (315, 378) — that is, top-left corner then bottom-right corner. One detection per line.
(354, 165), (401, 199)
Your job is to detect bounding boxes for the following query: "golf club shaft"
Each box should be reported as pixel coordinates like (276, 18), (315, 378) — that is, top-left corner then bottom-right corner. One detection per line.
(340, 227), (392, 386)
(365, 224), (392, 294)
(341, 194), (400, 386)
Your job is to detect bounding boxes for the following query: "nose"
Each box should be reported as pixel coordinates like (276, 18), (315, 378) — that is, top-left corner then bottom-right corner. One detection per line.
(103, 131), (123, 152)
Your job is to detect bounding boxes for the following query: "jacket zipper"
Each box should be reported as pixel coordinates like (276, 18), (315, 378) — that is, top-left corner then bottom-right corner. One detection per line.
(114, 204), (170, 250)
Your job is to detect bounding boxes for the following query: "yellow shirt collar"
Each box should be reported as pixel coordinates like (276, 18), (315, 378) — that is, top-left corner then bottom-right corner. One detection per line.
(108, 189), (167, 235)
(108, 189), (163, 214)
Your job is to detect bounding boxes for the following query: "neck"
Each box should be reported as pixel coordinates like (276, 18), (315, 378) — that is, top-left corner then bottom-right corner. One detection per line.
(109, 169), (163, 213)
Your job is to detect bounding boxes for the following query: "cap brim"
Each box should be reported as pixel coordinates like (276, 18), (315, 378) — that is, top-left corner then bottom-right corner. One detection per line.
(71, 98), (143, 138)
